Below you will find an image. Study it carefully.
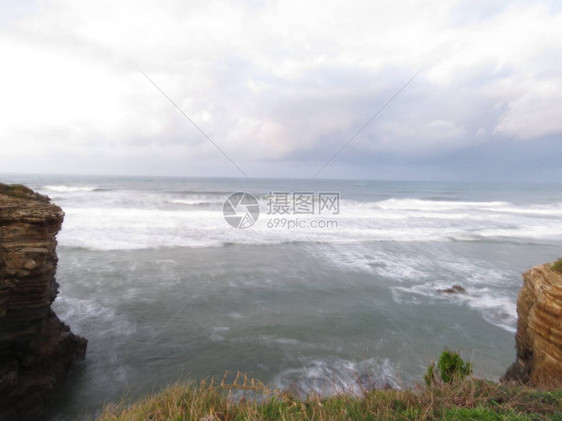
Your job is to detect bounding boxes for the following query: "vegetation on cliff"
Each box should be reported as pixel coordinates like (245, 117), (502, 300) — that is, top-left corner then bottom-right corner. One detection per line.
(0, 182), (46, 201)
(552, 258), (562, 274)
(98, 352), (561, 421)
(424, 349), (473, 386)
(97, 378), (562, 421)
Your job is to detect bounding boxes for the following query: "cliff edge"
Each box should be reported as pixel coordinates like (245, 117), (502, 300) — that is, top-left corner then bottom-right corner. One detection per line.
(0, 184), (87, 420)
(503, 261), (562, 388)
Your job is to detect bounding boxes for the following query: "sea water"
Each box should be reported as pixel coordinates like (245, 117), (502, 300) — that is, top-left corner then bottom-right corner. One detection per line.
(2, 174), (561, 419)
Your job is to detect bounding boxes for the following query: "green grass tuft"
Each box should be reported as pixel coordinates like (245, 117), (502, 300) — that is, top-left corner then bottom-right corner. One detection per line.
(425, 349), (472, 386)
(552, 258), (562, 273)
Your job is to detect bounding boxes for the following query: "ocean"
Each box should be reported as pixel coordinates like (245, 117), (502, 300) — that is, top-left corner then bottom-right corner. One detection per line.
(2, 174), (562, 420)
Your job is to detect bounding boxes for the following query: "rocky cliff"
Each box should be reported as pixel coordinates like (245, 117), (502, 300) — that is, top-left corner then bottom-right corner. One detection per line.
(503, 261), (562, 388)
(0, 183), (87, 421)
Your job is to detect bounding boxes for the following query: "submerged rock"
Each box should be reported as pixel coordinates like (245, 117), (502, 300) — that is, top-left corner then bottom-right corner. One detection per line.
(356, 373), (392, 391)
(437, 284), (467, 294)
(502, 262), (562, 388)
(0, 183), (87, 420)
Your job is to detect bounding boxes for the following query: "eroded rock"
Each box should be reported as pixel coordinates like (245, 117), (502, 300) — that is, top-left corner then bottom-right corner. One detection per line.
(0, 183), (87, 420)
(502, 262), (562, 388)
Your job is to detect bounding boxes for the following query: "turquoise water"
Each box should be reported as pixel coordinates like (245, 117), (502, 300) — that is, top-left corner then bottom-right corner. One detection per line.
(1, 174), (561, 419)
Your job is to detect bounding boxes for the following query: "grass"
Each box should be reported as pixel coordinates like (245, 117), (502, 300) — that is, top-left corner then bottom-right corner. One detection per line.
(0, 183), (36, 200)
(425, 349), (472, 386)
(552, 258), (562, 274)
(96, 377), (562, 420)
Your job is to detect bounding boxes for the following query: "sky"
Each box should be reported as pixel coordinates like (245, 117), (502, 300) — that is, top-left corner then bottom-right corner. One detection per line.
(0, 0), (561, 181)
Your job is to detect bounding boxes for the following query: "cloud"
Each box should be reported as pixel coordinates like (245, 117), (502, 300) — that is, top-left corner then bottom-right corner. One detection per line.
(494, 77), (562, 139)
(0, 0), (560, 179)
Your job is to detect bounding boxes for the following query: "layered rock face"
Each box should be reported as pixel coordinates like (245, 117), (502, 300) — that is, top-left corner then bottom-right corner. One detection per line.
(503, 262), (562, 387)
(0, 184), (87, 420)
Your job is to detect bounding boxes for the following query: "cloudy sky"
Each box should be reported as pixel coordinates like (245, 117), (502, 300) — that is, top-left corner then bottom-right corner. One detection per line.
(1, 0), (561, 181)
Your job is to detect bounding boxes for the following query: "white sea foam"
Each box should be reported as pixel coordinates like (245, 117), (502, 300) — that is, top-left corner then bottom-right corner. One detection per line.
(393, 284), (517, 333)
(314, 242), (519, 332)
(167, 199), (216, 206)
(368, 198), (562, 218)
(42, 184), (99, 192)
(53, 193), (562, 250)
(374, 198), (511, 211)
(311, 246), (429, 281)
(390, 269), (518, 333)
(273, 357), (403, 397)
(52, 295), (137, 337)
(209, 326), (230, 342)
